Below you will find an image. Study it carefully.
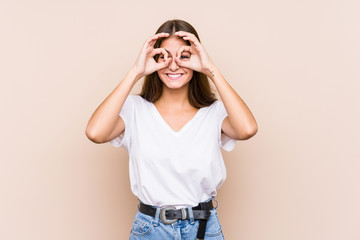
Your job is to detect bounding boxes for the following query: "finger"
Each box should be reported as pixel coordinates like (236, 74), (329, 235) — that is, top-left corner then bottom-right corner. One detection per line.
(147, 32), (169, 43)
(146, 32), (170, 47)
(151, 48), (168, 60)
(149, 33), (169, 47)
(156, 58), (171, 70)
(176, 46), (192, 58)
(174, 56), (192, 69)
(175, 31), (195, 37)
(175, 31), (200, 44)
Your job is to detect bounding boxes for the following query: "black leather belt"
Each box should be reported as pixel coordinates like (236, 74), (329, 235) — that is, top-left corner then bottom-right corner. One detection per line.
(138, 200), (214, 240)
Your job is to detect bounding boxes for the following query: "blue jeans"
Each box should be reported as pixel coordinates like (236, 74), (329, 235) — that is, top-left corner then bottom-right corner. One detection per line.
(129, 200), (225, 240)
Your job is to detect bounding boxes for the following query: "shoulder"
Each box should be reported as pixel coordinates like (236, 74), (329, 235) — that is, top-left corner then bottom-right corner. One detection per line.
(125, 95), (150, 105)
(126, 94), (143, 102)
(212, 100), (223, 107)
(123, 95), (154, 115)
(198, 100), (226, 120)
(206, 100), (229, 120)
(206, 100), (225, 112)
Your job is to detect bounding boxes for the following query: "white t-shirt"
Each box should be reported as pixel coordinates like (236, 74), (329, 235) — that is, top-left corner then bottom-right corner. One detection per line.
(110, 95), (236, 208)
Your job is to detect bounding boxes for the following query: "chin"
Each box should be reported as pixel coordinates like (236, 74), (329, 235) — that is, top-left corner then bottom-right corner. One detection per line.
(163, 82), (189, 89)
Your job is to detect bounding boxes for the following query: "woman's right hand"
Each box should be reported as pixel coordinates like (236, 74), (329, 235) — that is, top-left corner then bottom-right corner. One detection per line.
(132, 33), (171, 79)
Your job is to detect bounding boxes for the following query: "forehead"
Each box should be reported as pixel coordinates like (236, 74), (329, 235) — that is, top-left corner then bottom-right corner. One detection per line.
(159, 36), (188, 51)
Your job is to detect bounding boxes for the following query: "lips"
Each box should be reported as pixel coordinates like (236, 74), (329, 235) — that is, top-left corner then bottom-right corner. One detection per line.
(166, 73), (183, 80)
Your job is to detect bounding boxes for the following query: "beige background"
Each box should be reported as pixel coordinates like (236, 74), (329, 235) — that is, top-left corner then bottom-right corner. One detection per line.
(1, 0), (359, 239)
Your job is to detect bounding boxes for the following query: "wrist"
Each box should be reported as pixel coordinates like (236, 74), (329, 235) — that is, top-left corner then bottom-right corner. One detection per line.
(129, 66), (143, 81)
(128, 67), (143, 82)
(204, 64), (218, 79)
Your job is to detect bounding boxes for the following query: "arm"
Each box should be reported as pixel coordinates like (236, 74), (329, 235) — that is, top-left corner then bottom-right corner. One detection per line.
(174, 31), (258, 140)
(85, 33), (171, 143)
(207, 66), (258, 140)
(85, 69), (138, 143)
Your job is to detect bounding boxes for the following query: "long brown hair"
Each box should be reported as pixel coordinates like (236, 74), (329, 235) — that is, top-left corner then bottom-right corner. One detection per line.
(139, 19), (217, 108)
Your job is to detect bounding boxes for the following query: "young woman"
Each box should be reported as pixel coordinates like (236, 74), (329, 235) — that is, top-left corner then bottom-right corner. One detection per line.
(86, 19), (257, 240)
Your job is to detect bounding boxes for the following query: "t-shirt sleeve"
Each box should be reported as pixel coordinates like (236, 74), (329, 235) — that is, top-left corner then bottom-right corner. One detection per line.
(216, 101), (237, 152)
(109, 95), (136, 150)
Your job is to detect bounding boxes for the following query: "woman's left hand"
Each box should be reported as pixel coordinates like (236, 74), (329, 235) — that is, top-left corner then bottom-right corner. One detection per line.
(174, 31), (215, 78)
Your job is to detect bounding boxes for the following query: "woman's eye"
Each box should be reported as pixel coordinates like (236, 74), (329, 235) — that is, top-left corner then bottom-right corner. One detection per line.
(180, 55), (190, 60)
(158, 55), (167, 61)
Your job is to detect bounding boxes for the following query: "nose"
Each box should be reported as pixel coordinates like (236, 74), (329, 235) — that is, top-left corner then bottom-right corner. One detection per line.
(168, 57), (179, 71)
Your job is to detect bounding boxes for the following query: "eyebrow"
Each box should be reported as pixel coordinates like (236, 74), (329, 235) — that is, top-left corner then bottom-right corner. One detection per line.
(164, 49), (172, 57)
(163, 49), (190, 56)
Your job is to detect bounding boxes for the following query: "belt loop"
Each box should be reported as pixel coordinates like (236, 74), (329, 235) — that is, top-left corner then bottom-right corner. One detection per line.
(213, 197), (219, 210)
(187, 206), (195, 224)
(153, 207), (161, 226)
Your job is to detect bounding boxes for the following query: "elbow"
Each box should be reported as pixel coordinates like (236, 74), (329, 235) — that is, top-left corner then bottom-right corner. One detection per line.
(237, 124), (258, 140)
(247, 125), (258, 138)
(85, 127), (105, 144)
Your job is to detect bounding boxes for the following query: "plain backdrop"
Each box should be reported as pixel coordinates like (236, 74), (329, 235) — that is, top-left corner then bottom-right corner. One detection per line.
(1, 0), (359, 239)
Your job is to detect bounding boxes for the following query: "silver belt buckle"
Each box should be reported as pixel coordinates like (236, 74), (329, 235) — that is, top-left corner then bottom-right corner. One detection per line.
(160, 207), (177, 224)
(159, 207), (188, 224)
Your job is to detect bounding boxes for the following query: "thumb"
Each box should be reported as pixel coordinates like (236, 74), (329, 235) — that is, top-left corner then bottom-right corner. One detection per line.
(155, 58), (171, 71)
(174, 57), (191, 69)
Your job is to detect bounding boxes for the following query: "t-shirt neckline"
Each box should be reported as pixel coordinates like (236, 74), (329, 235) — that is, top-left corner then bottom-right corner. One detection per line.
(149, 102), (204, 136)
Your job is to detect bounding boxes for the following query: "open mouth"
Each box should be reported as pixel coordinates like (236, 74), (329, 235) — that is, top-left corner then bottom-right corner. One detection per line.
(166, 73), (183, 80)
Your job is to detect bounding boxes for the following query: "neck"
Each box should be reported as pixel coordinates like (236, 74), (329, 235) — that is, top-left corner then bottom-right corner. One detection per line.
(156, 84), (191, 109)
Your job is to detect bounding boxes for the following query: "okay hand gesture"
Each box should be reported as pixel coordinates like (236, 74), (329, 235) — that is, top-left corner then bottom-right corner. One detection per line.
(174, 31), (215, 78)
(133, 33), (171, 78)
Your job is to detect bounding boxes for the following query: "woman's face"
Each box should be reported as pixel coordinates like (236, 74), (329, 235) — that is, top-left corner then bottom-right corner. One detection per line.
(157, 36), (193, 90)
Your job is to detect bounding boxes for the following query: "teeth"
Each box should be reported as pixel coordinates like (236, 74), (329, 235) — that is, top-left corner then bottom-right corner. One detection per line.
(167, 74), (181, 78)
